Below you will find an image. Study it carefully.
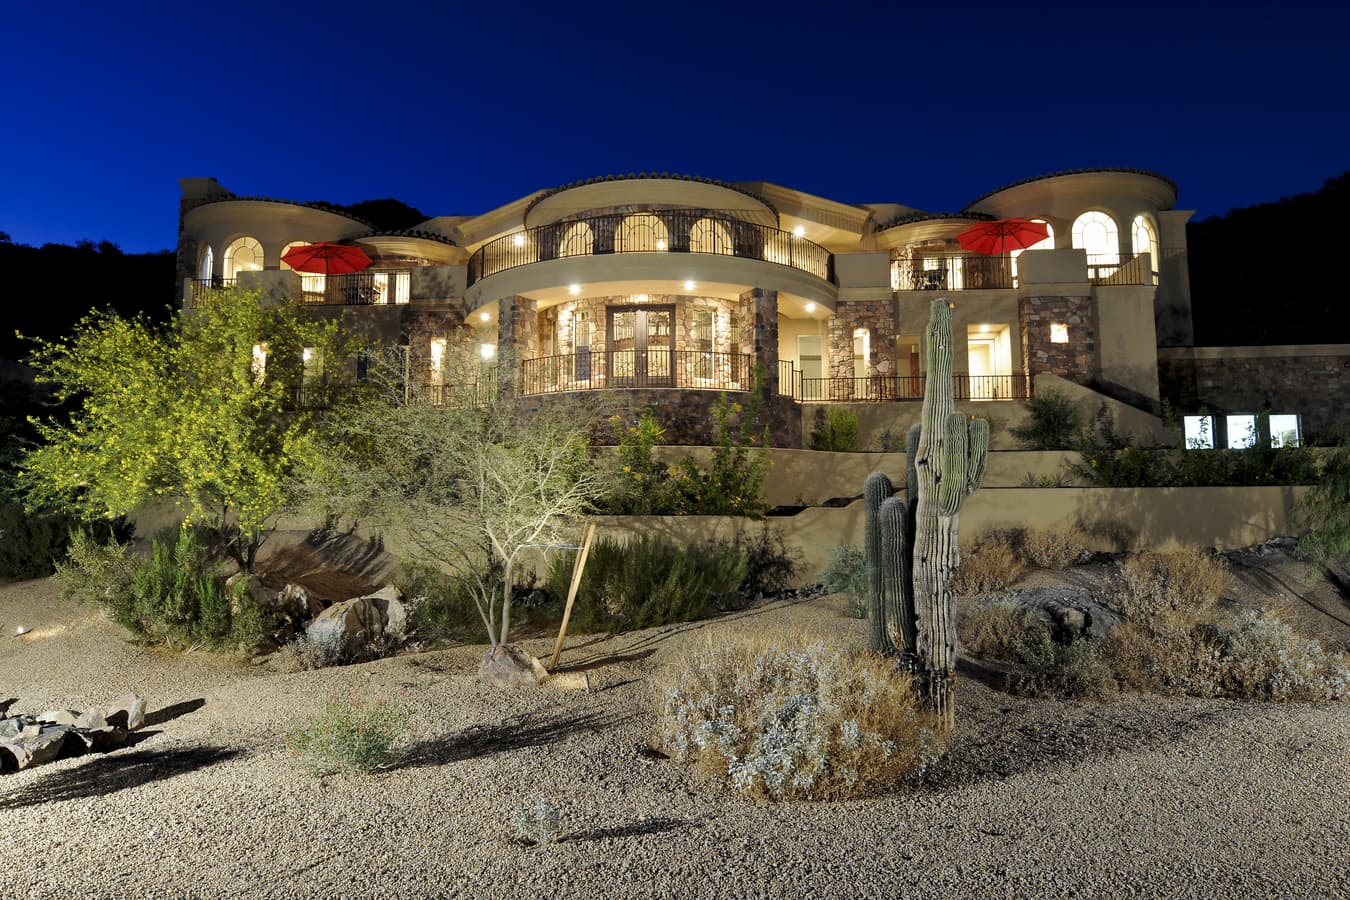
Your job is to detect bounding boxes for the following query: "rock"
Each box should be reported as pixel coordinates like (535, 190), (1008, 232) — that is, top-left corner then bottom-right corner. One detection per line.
(18, 729), (69, 768)
(479, 645), (544, 687)
(74, 709), (108, 731)
(37, 709), (79, 727)
(1001, 586), (1123, 643)
(103, 696), (146, 734)
(0, 740), (29, 771)
(364, 586), (407, 640)
(306, 596), (387, 659)
(273, 583), (325, 622)
(0, 717), (24, 740)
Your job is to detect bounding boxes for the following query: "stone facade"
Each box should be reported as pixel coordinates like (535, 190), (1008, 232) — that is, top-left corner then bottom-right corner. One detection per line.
(1160, 349), (1350, 441)
(1019, 295), (1096, 384)
(742, 288), (779, 394)
(827, 300), (897, 379)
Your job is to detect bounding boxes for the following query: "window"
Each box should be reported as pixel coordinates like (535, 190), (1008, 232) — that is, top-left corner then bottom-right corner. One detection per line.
(614, 214), (669, 253)
(1184, 415), (1214, 449)
(1071, 211), (1119, 280)
(1050, 323), (1069, 344)
(429, 338), (447, 386)
(199, 245), (214, 280)
(223, 236), (263, 279)
(559, 221), (593, 258)
(1269, 414), (1301, 448)
(692, 309), (714, 379)
(1131, 215), (1160, 285)
(279, 241), (311, 271)
(1226, 414), (1257, 449)
(690, 218), (733, 255)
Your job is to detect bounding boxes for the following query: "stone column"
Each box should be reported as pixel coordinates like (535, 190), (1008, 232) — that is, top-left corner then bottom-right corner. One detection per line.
(741, 288), (778, 395)
(498, 295), (539, 394)
(1018, 294), (1097, 385)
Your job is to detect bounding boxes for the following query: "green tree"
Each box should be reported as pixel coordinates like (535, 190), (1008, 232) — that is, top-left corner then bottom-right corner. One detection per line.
(20, 286), (349, 570)
(295, 340), (608, 651)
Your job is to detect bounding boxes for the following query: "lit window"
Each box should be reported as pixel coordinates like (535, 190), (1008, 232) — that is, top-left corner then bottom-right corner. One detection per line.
(251, 343), (268, 382)
(1226, 414), (1257, 449)
(1183, 415), (1214, 449)
(480, 343), (495, 360)
(223, 236), (263, 279)
(1269, 414), (1301, 448)
(1050, 323), (1069, 343)
(1131, 215), (1160, 285)
(429, 338), (446, 386)
(1072, 211), (1120, 280)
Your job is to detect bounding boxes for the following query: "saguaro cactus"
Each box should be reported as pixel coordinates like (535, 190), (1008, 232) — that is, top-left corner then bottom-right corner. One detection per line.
(863, 299), (987, 730)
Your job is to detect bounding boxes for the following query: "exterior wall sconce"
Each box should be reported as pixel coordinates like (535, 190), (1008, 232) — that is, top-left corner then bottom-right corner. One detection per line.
(1050, 323), (1068, 343)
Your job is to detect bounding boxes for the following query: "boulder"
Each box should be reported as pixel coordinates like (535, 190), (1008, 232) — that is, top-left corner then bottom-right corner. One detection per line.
(36, 709), (80, 727)
(306, 596), (386, 659)
(366, 585), (407, 640)
(1001, 586), (1124, 643)
(478, 645), (545, 687)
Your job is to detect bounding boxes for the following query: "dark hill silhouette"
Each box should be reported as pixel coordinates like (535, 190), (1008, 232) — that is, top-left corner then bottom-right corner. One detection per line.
(1187, 173), (1350, 346)
(324, 197), (428, 232)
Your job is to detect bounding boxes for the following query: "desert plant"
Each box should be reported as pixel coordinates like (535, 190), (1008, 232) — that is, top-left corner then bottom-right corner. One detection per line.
(1012, 626), (1115, 700)
(818, 542), (868, 618)
(958, 599), (1033, 662)
(875, 427), (905, 452)
(1298, 438), (1350, 567)
(1009, 389), (1081, 450)
(394, 562), (485, 644)
(810, 407), (860, 452)
(864, 299), (989, 728)
(513, 796), (564, 845)
(664, 392), (770, 517)
(1114, 546), (1228, 622)
(1019, 529), (1090, 569)
(1209, 611), (1349, 701)
(601, 408), (670, 515)
(288, 691), (405, 775)
(1019, 471), (1073, 488)
(654, 637), (945, 801)
(735, 527), (800, 597)
(288, 627), (350, 670)
(948, 533), (1024, 595)
(544, 535), (747, 633)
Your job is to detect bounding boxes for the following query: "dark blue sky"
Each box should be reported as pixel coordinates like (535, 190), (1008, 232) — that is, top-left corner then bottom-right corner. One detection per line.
(3, 2), (1347, 253)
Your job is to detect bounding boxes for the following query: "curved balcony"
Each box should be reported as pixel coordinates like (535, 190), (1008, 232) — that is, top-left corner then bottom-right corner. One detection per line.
(467, 211), (832, 287)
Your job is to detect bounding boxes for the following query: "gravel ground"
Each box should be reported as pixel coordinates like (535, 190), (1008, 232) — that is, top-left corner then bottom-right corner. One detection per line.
(1, 577), (1347, 899)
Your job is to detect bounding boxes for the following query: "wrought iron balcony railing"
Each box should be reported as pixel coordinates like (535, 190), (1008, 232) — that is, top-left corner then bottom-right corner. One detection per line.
(776, 363), (1031, 403)
(518, 349), (752, 395)
(892, 255), (1013, 292)
(468, 211), (832, 285)
(299, 270), (411, 306)
(184, 277), (237, 305)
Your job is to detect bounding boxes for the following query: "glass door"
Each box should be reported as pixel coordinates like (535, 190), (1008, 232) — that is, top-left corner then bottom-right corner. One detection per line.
(608, 305), (674, 386)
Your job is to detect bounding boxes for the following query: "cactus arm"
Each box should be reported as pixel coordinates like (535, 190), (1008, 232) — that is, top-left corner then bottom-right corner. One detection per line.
(862, 471), (893, 652)
(905, 423), (921, 503)
(967, 418), (989, 492)
(879, 496), (915, 657)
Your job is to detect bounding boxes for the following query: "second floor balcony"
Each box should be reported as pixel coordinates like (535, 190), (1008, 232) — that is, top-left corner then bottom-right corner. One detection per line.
(467, 211), (833, 286)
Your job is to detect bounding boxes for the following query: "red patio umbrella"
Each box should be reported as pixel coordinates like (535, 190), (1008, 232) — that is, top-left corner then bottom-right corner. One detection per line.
(956, 218), (1049, 256)
(281, 242), (373, 275)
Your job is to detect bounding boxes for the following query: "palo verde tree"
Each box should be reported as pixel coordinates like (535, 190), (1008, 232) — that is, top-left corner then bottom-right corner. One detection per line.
(864, 298), (988, 729)
(20, 286), (349, 571)
(295, 338), (609, 655)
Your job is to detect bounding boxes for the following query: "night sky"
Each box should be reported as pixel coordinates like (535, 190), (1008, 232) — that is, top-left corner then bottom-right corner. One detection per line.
(2, 2), (1347, 253)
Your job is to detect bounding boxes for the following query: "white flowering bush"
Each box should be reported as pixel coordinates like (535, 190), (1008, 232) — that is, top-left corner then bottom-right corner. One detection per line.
(654, 638), (945, 801)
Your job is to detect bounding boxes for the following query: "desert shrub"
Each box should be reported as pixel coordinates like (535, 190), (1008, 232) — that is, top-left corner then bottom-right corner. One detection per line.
(735, 527), (800, 597)
(875, 427), (905, 452)
(818, 542), (868, 618)
(513, 796), (564, 846)
(949, 533), (1024, 595)
(959, 599), (1033, 661)
(600, 408), (669, 516)
(1114, 546), (1228, 622)
(288, 691), (405, 775)
(663, 393), (770, 517)
(1209, 611), (1349, 701)
(1103, 620), (1221, 697)
(1298, 438), (1350, 566)
(287, 627), (350, 670)
(394, 562), (485, 643)
(1012, 626), (1116, 699)
(809, 407), (860, 452)
(545, 535), (747, 633)
(1020, 529), (1089, 569)
(654, 638), (945, 800)
(1020, 471), (1073, 488)
(1010, 389), (1081, 450)
(57, 524), (269, 650)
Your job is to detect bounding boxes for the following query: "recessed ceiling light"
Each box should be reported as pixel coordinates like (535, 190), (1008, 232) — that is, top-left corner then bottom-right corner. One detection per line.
(656, 239), (667, 251)
(479, 311), (490, 321)
(684, 280), (696, 290)
(805, 302), (816, 313)
(513, 234), (525, 247)
(569, 284), (581, 295)
(792, 226), (805, 237)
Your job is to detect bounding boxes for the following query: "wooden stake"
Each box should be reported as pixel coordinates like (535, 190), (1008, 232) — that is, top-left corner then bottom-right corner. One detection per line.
(549, 521), (596, 670)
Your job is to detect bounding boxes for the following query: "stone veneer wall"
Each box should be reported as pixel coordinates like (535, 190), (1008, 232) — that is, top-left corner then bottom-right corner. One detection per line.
(406, 308), (467, 385)
(1019, 295), (1096, 384)
(1159, 349), (1350, 440)
(827, 300), (897, 379)
(518, 388), (802, 448)
(742, 288), (779, 394)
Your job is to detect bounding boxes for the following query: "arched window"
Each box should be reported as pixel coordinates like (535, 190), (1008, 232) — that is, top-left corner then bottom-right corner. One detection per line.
(1131, 214), (1160, 285)
(1010, 218), (1054, 284)
(223, 236), (263, 279)
(279, 241), (311, 270)
(614, 214), (669, 253)
(198, 245), (214, 280)
(1071, 211), (1119, 280)
(559, 221), (593, 258)
(689, 218), (733, 255)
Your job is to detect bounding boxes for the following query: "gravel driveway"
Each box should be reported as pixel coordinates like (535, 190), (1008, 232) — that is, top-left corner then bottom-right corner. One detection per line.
(2, 577), (1347, 898)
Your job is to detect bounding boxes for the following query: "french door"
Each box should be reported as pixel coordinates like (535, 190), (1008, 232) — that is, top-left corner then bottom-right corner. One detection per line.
(607, 305), (674, 387)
